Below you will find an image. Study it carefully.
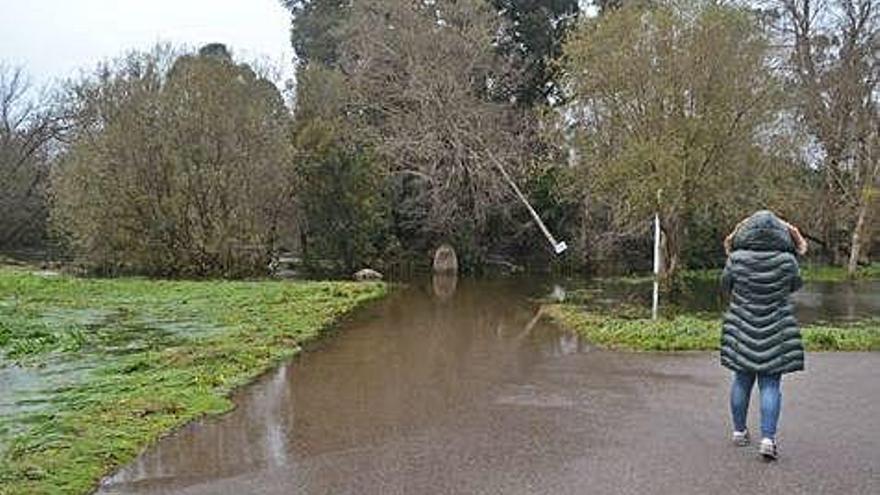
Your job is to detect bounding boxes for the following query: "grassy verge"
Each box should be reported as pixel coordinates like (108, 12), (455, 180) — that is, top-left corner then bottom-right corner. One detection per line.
(596, 263), (880, 285)
(679, 262), (880, 283)
(544, 304), (880, 352)
(799, 262), (880, 282)
(0, 267), (386, 494)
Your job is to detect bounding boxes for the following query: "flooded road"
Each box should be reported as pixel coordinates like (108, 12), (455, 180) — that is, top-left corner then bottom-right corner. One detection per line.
(98, 279), (879, 495)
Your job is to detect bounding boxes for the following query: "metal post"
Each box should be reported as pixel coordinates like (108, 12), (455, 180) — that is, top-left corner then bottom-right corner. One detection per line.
(491, 156), (567, 254)
(652, 214), (661, 320)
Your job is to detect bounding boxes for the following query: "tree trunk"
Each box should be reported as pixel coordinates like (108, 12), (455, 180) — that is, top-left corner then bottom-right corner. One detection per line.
(579, 197), (591, 272)
(847, 198), (869, 277)
(660, 215), (682, 288)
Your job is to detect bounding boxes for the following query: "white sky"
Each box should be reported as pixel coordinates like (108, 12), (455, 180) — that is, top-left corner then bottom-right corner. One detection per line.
(0, 0), (295, 88)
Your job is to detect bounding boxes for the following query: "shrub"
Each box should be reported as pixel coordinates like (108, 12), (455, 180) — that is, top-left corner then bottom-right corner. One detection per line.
(51, 45), (294, 276)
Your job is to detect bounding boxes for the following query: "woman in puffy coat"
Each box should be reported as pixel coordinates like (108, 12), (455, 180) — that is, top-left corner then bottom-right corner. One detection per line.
(720, 210), (807, 460)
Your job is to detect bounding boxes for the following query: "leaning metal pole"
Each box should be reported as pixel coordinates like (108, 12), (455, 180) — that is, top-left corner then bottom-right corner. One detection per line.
(491, 156), (567, 254)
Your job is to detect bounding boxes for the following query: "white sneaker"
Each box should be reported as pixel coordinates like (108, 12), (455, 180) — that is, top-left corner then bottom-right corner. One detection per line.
(759, 438), (778, 460)
(732, 430), (750, 446)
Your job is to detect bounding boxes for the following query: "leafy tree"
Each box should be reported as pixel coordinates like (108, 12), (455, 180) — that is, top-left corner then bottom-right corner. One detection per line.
(52, 45), (294, 276)
(282, 0), (348, 65)
(560, 1), (796, 281)
(490, 0), (581, 105)
(292, 65), (389, 273)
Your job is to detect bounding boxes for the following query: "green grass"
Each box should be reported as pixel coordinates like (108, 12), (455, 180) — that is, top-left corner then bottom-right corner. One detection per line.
(799, 262), (880, 282)
(0, 267), (386, 494)
(545, 304), (880, 352)
(679, 262), (880, 283)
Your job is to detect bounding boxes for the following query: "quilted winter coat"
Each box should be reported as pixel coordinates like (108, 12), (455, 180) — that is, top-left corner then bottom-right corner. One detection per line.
(720, 211), (805, 375)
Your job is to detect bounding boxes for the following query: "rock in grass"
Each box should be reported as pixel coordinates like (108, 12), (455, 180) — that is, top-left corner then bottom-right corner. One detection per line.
(353, 268), (383, 281)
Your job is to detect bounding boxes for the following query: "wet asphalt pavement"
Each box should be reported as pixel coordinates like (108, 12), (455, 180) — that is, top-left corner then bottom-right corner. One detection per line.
(97, 280), (879, 495)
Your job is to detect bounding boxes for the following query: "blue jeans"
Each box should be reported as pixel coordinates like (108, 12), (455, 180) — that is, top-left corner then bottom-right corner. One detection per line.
(730, 371), (782, 439)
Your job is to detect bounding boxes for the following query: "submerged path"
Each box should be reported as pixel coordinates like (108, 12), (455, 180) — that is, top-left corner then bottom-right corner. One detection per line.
(98, 280), (879, 494)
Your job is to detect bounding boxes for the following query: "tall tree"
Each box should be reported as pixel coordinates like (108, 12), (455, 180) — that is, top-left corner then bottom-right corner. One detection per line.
(282, 0), (348, 65)
(288, 0), (548, 268)
(284, 0), (581, 105)
(769, 0), (879, 273)
(283, 0), (575, 269)
(53, 45), (294, 276)
(490, 0), (581, 105)
(560, 1), (794, 280)
(0, 64), (59, 250)
(336, 0), (538, 259)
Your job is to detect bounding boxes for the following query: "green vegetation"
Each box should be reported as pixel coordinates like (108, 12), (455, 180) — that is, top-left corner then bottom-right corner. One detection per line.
(681, 263), (880, 283)
(799, 263), (880, 282)
(561, 1), (789, 279)
(672, 263), (880, 283)
(545, 304), (880, 352)
(602, 262), (880, 286)
(51, 46), (294, 277)
(5, 1), (877, 277)
(0, 267), (386, 494)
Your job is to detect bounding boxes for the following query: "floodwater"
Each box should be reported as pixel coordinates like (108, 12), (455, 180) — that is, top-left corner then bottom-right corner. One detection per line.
(790, 280), (880, 323)
(97, 277), (880, 494)
(98, 278), (591, 493)
(0, 305), (227, 455)
(567, 278), (880, 324)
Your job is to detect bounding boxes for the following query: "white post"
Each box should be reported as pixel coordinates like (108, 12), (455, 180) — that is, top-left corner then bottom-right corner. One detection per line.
(652, 212), (661, 320)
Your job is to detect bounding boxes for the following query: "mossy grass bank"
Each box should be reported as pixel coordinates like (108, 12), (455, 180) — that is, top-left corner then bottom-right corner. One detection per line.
(545, 304), (880, 352)
(0, 267), (386, 494)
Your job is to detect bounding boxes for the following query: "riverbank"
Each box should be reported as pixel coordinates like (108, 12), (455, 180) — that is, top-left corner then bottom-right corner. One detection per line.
(682, 262), (880, 283)
(0, 267), (386, 494)
(544, 304), (880, 352)
(592, 262), (880, 285)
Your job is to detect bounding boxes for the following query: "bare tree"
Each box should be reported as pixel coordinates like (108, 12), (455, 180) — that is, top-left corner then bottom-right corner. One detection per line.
(770, 0), (879, 272)
(334, 0), (538, 255)
(0, 64), (59, 249)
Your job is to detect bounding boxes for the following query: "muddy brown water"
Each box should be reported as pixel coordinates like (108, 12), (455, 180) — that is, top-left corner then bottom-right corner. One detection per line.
(96, 278), (879, 494)
(97, 279), (589, 493)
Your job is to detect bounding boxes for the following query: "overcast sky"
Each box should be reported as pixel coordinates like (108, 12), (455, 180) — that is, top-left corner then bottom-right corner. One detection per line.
(1, 0), (295, 87)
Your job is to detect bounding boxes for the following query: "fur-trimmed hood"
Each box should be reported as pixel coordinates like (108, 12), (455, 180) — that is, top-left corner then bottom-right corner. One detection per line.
(724, 210), (807, 256)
